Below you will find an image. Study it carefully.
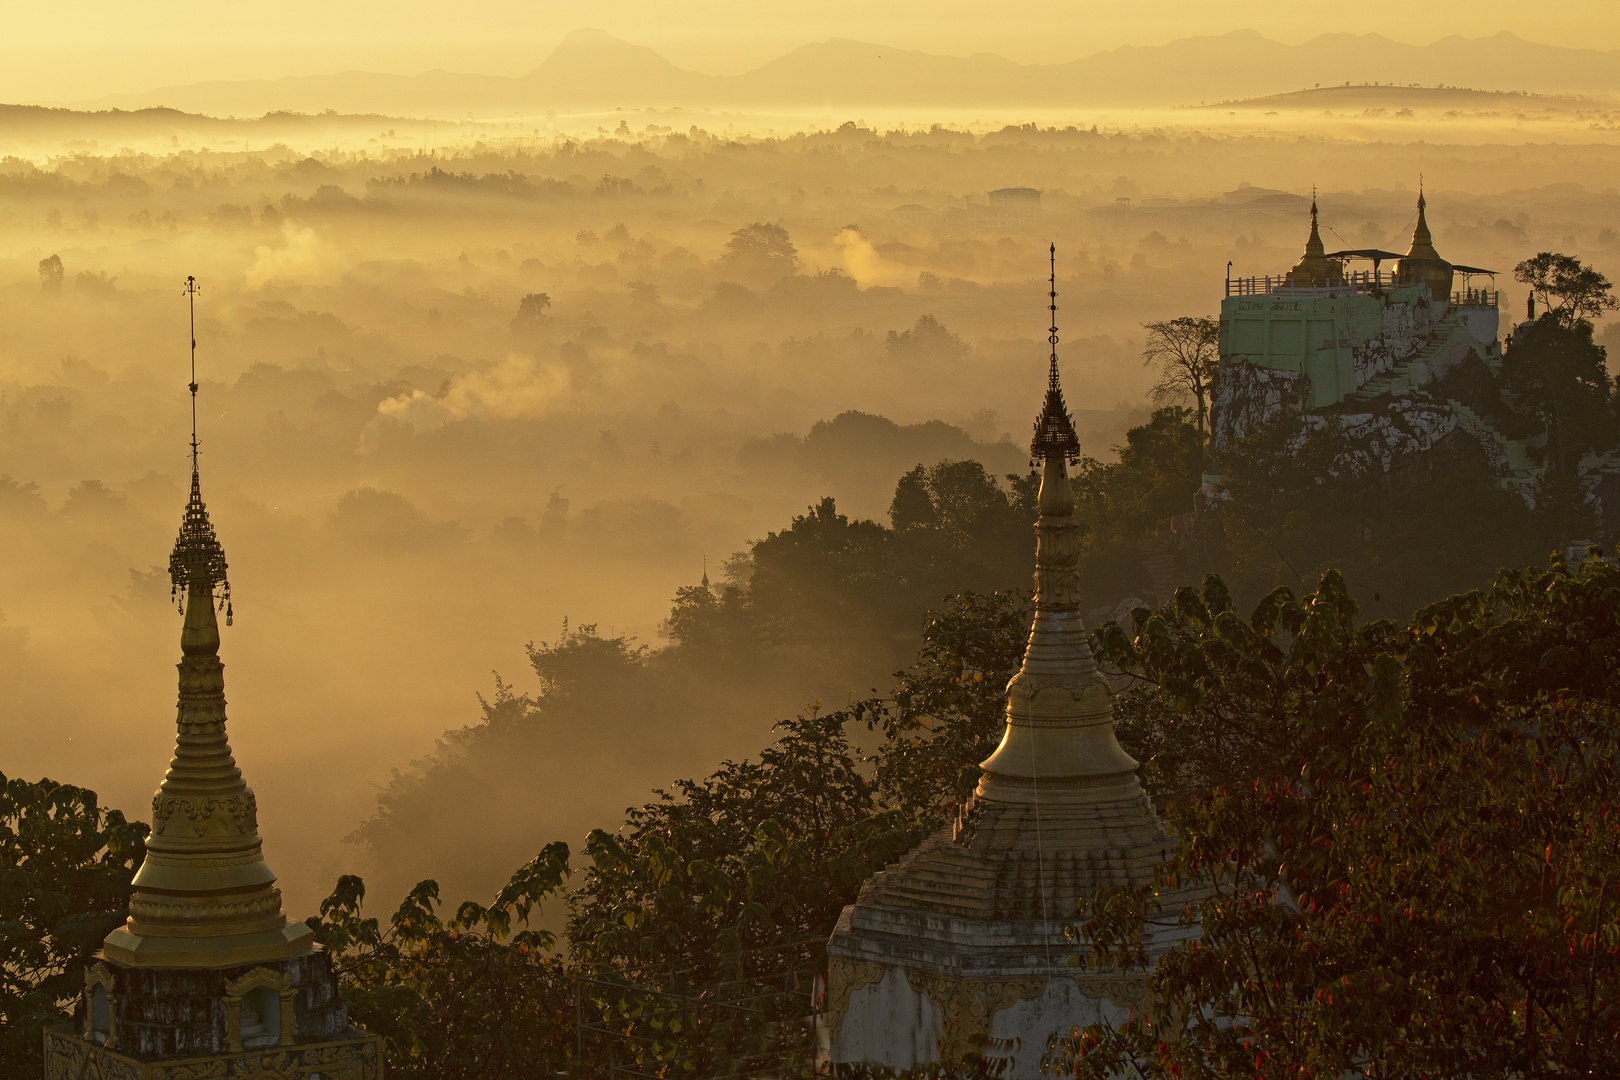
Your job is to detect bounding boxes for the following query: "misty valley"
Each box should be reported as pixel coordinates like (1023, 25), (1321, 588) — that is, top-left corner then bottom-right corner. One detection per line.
(4, 76), (1620, 1079)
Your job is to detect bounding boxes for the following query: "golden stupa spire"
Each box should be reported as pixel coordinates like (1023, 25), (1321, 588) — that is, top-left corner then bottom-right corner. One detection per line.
(101, 277), (312, 969)
(1397, 179), (1453, 302)
(976, 246), (1142, 807)
(1029, 243), (1081, 466)
(1285, 189), (1341, 287)
(1408, 180), (1439, 260)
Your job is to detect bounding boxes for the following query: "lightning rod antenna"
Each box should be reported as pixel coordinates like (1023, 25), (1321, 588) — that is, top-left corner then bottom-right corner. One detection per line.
(185, 275), (200, 472)
(1048, 242), (1059, 376)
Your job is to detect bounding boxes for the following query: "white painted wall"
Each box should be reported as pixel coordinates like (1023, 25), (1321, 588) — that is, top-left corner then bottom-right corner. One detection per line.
(986, 978), (1122, 1080)
(833, 965), (944, 1070)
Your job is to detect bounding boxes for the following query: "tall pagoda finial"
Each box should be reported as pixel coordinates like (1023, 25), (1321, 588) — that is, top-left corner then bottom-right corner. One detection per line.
(186, 276), (199, 471)
(169, 277), (232, 626)
(1030, 243), (1080, 466)
(1396, 178), (1452, 302)
(1305, 189), (1325, 257)
(1411, 176), (1434, 247)
(1286, 193), (1339, 287)
(1403, 178), (1443, 268)
(100, 278), (310, 969)
(977, 251), (1143, 807)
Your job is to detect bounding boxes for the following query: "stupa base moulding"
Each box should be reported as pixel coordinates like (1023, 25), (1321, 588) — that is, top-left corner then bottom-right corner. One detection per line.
(43, 1026), (383, 1080)
(44, 951), (379, 1080)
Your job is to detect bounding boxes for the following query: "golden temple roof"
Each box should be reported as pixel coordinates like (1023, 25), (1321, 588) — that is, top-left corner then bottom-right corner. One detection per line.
(1397, 189), (1455, 303)
(1284, 197), (1344, 288)
(1406, 190), (1442, 263)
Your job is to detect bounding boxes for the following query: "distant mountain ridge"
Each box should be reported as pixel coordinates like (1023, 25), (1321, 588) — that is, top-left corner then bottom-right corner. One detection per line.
(75, 28), (1620, 119)
(1201, 84), (1601, 111)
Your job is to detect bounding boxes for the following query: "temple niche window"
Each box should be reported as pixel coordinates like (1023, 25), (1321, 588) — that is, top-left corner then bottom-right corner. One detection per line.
(83, 962), (117, 1049)
(89, 987), (109, 1044)
(225, 967), (296, 1051)
(240, 986), (280, 1046)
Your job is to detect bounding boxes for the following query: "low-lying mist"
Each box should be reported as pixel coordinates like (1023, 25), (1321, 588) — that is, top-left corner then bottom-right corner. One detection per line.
(4, 105), (1619, 915)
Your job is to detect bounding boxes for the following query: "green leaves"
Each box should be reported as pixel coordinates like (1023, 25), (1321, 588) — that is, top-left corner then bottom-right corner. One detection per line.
(1514, 252), (1619, 328)
(1058, 556), (1620, 1078)
(310, 845), (575, 1080)
(0, 773), (146, 1077)
(860, 590), (1031, 823)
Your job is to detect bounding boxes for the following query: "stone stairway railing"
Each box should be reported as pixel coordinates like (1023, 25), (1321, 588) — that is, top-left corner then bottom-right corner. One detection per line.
(1349, 322), (1461, 403)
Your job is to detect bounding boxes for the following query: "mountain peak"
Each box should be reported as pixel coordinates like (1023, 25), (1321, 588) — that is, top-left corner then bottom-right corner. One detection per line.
(524, 27), (714, 99)
(555, 27), (630, 48)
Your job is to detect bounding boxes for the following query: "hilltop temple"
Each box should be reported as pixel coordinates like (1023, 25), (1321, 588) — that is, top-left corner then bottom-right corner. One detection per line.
(1210, 191), (1543, 493)
(825, 264), (1201, 1077)
(44, 364), (379, 1077)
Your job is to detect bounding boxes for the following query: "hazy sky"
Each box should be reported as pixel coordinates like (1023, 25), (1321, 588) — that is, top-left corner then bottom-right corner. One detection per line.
(5, 0), (1617, 104)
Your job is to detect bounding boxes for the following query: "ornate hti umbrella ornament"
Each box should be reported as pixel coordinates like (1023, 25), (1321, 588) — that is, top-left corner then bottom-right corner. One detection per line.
(45, 278), (380, 1079)
(1029, 244), (1081, 467)
(170, 293), (232, 626)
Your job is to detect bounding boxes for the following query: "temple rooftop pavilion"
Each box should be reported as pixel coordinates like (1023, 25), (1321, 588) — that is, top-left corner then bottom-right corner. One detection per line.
(1217, 190), (1503, 412)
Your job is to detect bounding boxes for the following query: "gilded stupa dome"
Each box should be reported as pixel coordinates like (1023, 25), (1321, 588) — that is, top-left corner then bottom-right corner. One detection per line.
(1396, 191), (1455, 303)
(1284, 198), (1345, 288)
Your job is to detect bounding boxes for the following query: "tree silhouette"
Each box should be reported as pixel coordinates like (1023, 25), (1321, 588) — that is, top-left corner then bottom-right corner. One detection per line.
(0, 774), (147, 1076)
(721, 222), (797, 281)
(1142, 316), (1220, 433)
(37, 255), (63, 292)
(1514, 252), (1617, 327)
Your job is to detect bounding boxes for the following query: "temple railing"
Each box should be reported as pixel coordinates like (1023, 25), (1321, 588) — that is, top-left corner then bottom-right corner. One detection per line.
(1225, 274), (1500, 308)
(1226, 268), (1387, 297)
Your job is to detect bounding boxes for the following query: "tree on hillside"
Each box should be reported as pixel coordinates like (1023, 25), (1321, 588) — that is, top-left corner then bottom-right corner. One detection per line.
(0, 774), (147, 1077)
(514, 292), (551, 322)
(1206, 411), (1541, 615)
(1500, 316), (1615, 473)
(1142, 316), (1221, 433)
(37, 255), (63, 292)
(886, 314), (971, 362)
(1068, 407), (1205, 600)
(745, 496), (893, 649)
(721, 222), (797, 282)
(1059, 559), (1620, 1079)
(1514, 252), (1618, 328)
(309, 847), (573, 1080)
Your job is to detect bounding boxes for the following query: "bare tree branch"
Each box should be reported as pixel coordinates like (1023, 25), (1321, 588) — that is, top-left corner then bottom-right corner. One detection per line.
(1142, 316), (1221, 433)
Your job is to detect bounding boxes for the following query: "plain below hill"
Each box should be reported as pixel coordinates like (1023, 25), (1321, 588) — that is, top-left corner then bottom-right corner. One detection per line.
(0, 103), (457, 148)
(69, 28), (1620, 119)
